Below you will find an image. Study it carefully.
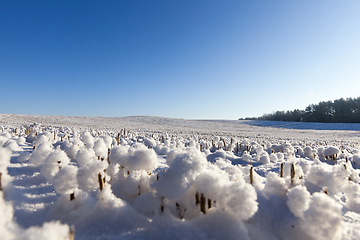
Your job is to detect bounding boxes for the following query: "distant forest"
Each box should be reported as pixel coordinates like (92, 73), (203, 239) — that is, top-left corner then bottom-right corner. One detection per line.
(240, 97), (360, 123)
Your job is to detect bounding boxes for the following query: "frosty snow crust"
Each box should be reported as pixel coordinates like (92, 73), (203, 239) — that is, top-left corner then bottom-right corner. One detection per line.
(0, 123), (360, 240)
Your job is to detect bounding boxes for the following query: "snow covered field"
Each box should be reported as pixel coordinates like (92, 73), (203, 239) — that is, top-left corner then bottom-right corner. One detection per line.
(1, 114), (360, 240)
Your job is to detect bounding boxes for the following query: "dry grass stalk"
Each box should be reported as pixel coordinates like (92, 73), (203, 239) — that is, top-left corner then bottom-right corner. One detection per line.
(116, 133), (120, 145)
(160, 197), (165, 212)
(291, 163), (295, 178)
(195, 191), (200, 206)
(200, 194), (206, 214)
(280, 163), (284, 178)
(176, 202), (186, 220)
(70, 191), (75, 201)
(207, 199), (212, 209)
(69, 225), (75, 240)
(250, 167), (253, 185)
(107, 148), (111, 164)
(291, 163), (295, 184)
(223, 139), (227, 151)
(98, 173), (104, 191)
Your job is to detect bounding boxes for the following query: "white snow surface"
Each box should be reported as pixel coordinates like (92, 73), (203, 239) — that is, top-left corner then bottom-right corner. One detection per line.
(1, 114), (360, 240)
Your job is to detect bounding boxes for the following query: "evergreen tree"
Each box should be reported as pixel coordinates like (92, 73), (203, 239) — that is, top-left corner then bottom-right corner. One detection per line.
(250, 96), (360, 123)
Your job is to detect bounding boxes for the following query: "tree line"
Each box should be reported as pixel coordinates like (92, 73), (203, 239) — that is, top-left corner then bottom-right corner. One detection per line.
(240, 97), (360, 123)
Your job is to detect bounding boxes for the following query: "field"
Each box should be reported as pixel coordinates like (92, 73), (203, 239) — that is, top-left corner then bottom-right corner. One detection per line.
(1, 114), (360, 240)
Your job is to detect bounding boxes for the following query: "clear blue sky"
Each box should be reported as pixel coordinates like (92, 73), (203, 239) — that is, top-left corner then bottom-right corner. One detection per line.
(1, 1), (360, 120)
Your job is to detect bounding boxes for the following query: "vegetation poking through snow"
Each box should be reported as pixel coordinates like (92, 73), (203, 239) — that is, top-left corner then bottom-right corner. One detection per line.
(0, 120), (359, 240)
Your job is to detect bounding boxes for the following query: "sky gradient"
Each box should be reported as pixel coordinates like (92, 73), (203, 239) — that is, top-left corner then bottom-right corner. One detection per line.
(1, 1), (360, 120)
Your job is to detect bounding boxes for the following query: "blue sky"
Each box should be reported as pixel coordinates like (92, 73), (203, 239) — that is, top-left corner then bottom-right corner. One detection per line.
(1, 1), (360, 120)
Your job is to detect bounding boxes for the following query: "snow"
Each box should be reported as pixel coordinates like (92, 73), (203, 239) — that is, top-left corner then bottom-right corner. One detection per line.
(302, 192), (343, 240)
(152, 148), (208, 201)
(1, 114), (360, 239)
(287, 185), (311, 219)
